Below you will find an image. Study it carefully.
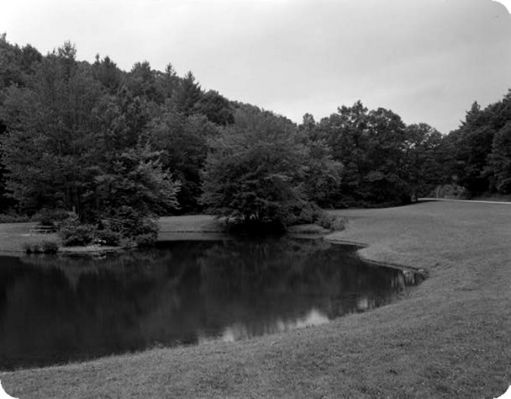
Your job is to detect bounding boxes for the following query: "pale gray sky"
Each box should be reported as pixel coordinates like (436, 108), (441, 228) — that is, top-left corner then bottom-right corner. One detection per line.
(1, 0), (511, 133)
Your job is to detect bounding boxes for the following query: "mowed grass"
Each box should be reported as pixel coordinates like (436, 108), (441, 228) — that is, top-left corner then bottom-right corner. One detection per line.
(0, 222), (59, 253)
(1, 201), (511, 398)
(0, 216), (221, 253)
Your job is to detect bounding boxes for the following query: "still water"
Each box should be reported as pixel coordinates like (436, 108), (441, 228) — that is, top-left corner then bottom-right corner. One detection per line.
(0, 238), (422, 370)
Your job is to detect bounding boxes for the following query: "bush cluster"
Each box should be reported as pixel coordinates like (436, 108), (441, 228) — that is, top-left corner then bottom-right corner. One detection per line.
(94, 229), (122, 246)
(429, 184), (468, 199)
(32, 208), (71, 227)
(315, 213), (346, 231)
(59, 220), (96, 246)
(58, 210), (158, 248)
(23, 240), (59, 254)
(288, 203), (346, 231)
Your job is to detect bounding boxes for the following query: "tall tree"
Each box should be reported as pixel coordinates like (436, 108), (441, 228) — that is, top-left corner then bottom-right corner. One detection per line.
(193, 90), (234, 125)
(144, 107), (218, 212)
(316, 101), (411, 205)
(127, 61), (163, 103)
(174, 71), (202, 116)
(92, 54), (122, 93)
(489, 122), (511, 193)
(93, 145), (180, 237)
(0, 35), (42, 211)
(404, 123), (443, 199)
(155, 63), (180, 101)
(0, 43), (180, 227)
(298, 114), (343, 207)
(1, 45), (103, 214)
(201, 107), (306, 227)
(446, 101), (500, 194)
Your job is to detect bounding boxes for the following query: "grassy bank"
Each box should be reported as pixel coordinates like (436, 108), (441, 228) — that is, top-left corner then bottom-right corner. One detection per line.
(0, 222), (59, 254)
(1, 201), (511, 398)
(0, 215), (223, 254)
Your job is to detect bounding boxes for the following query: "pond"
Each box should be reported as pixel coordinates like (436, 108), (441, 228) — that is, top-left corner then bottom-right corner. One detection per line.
(0, 238), (423, 370)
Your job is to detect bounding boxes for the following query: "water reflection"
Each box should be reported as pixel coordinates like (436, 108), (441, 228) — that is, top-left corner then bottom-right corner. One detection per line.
(218, 309), (330, 343)
(0, 238), (421, 370)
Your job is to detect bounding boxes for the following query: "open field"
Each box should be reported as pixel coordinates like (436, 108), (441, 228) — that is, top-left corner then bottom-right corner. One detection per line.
(1, 201), (511, 398)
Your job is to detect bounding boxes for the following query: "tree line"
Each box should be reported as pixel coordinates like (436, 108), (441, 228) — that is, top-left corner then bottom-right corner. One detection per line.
(441, 97), (511, 196)
(0, 36), (510, 243)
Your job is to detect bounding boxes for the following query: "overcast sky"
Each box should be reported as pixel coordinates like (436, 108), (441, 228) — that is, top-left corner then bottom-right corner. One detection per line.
(1, 0), (511, 133)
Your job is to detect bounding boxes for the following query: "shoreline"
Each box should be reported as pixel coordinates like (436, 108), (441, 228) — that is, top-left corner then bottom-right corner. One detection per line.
(0, 216), (334, 256)
(1, 201), (511, 398)
(325, 236), (429, 277)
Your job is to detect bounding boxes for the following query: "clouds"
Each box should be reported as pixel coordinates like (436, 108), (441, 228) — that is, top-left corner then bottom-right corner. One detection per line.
(2, 0), (510, 132)
(493, 0), (511, 13)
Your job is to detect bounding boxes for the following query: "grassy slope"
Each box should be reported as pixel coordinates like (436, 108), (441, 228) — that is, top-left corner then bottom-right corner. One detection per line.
(1, 201), (511, 398)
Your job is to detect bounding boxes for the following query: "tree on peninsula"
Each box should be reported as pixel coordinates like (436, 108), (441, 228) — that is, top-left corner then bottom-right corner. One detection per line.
(201, 107), (307, 228)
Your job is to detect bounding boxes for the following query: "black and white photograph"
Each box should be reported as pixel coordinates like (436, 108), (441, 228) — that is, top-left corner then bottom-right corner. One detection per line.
(0, 0), (511, 397)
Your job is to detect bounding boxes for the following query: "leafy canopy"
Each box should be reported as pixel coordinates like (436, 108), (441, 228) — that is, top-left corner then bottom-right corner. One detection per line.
(201, 107), (306, 226)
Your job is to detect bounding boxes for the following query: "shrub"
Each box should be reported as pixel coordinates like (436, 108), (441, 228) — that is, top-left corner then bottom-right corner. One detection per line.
(41, 240), (59, 254)
(106, 207), (155, 236)
(62, 225), (96, 246)
(316, 213), (346, 231)
(56, 207), (159, 248)
(33, 208), (71, 227)
(59, 216), (96, 247)
(287, 204), (346, 232)
(331, 216), (347, 231)
(295, 203), (323, 224)
(95, 229), (122, 246)
(23, 240), (59, 254)
(497, 178), (511, 194)
(135, 233), (158, 248)
(135, 217), (159, 239)
(23, 242), (36, 254)
(430, 184), (468, 199)
(132, 219), (158, 247)
(104, 206), (159, 246)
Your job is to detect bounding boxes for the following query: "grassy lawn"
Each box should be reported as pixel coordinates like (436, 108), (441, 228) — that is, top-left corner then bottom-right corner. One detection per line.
(1, 201), (511, 398)
(0, 222), (59, 253)
(0, 215), (222, 253)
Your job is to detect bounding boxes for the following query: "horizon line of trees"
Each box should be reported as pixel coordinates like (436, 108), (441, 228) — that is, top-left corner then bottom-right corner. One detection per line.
(1, 35), (510, 240)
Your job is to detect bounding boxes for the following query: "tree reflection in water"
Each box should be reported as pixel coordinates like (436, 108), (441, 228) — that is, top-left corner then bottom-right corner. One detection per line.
(0, 238), (421, 370)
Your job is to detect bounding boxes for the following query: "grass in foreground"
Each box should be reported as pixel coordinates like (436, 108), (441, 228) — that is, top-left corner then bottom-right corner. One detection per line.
(1, 201), (511, 398)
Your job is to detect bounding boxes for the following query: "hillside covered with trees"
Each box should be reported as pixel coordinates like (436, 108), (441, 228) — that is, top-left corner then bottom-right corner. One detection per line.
(0, 35), (510, 244)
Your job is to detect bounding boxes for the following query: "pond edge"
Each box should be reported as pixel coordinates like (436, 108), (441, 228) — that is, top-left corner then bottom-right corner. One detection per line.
(325, 237), (429, 279)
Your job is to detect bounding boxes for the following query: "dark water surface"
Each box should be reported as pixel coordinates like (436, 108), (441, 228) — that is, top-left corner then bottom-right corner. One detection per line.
(0, 238), (422, 370)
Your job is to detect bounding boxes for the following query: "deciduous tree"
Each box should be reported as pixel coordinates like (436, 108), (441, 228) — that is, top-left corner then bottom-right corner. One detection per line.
(201, 108), (306, 227)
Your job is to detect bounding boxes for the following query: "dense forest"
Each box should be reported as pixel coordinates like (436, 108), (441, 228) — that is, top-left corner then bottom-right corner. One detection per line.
(0, 35), (510, 244)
